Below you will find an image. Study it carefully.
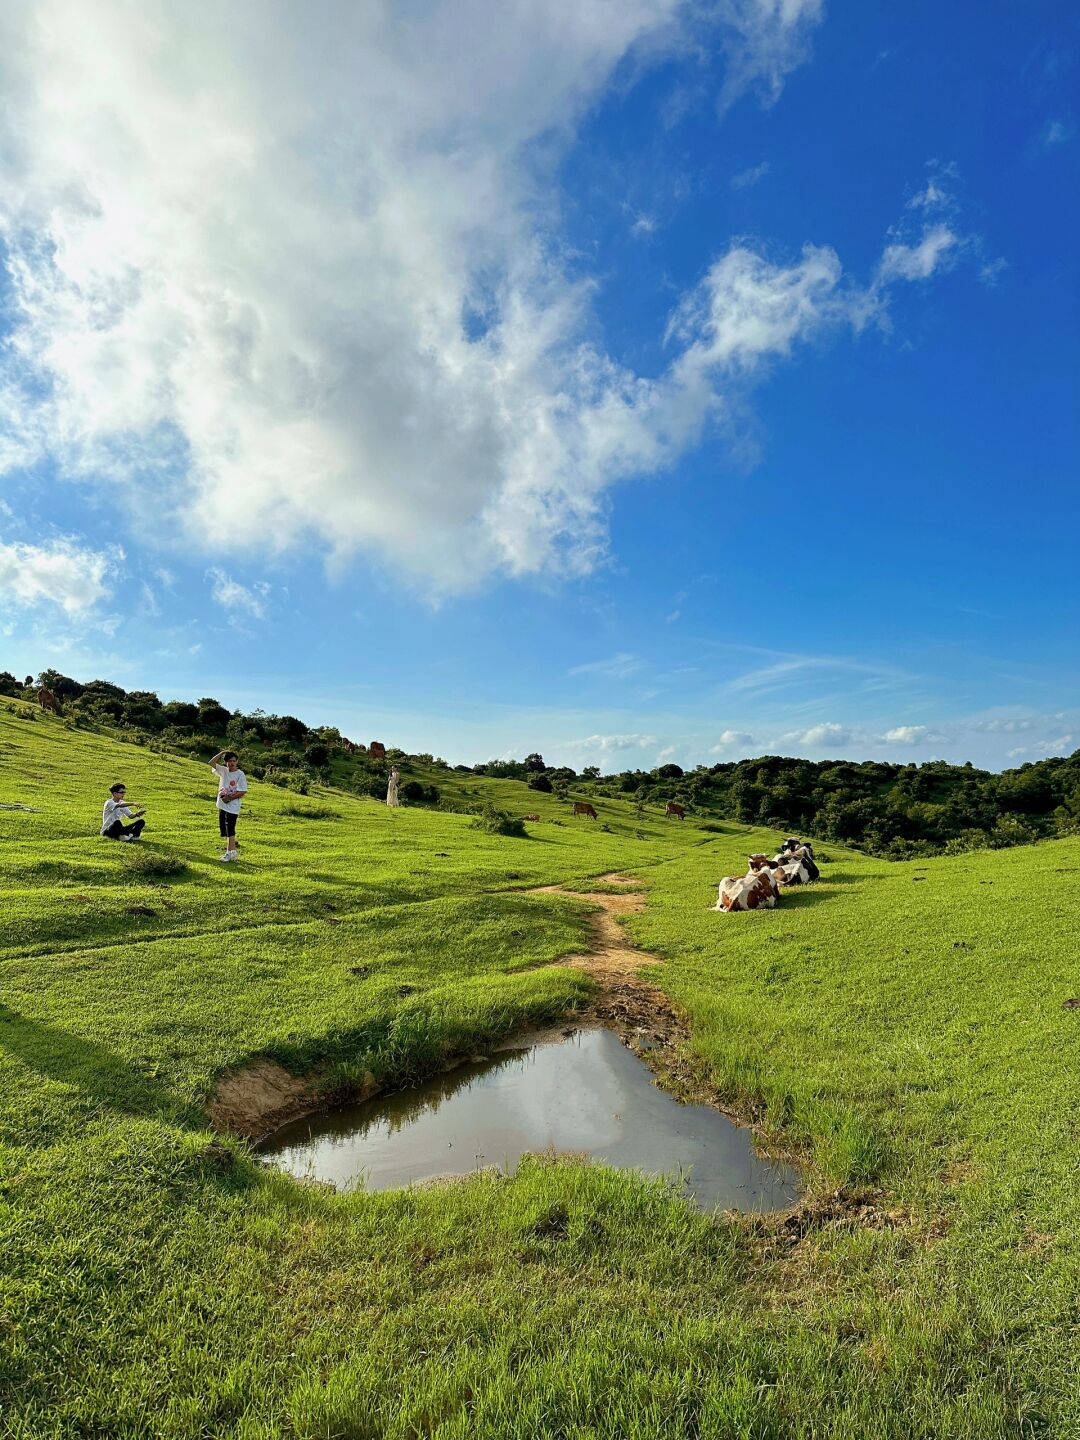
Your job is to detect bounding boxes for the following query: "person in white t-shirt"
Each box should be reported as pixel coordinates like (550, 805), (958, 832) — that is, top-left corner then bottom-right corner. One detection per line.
(209, 749), (247, 862)
(100, 782), (146, 841)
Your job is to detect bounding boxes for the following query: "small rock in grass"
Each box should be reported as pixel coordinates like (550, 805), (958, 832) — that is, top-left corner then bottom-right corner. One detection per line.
(126, 905), (157, 917)
(1062, 998), (1080, 1010)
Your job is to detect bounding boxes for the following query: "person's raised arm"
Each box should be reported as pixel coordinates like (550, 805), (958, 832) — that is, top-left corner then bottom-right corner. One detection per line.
(209, 749), (226, 770)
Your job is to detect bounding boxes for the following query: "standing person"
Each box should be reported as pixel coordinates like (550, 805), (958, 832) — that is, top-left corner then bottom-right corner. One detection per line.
(386, 765), (400, 808)
(100, 783), (146, 841)
(209, 749), (247, 862)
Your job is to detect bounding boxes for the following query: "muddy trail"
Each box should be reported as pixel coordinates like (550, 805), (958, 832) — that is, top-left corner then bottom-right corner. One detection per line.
(526, 874), (686, 1058)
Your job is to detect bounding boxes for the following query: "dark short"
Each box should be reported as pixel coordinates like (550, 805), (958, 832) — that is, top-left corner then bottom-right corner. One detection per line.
(218, 809), (238, 838)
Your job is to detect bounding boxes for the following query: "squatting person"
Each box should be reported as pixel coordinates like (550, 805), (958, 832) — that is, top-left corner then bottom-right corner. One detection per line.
(100, 782), (146, 841)
(209, 748), (247, 862)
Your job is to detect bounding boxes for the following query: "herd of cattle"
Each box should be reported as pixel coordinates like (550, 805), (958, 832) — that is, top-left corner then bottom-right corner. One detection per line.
(714, 837), (820, 912)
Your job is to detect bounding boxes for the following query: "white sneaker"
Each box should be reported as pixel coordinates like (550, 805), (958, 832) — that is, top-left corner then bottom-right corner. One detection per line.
(220, 851), (232, 862)
(119, 833), (133, 842)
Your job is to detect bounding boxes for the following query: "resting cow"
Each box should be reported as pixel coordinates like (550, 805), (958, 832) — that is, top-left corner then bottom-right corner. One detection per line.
(771, 843), (819, 883)
(714, 868), (778, 911)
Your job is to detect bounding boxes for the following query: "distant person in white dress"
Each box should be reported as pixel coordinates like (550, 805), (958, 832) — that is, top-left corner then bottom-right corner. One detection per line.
(209, 749), (247, 862)
(100, 783), (146, 841)
(386, 766), (400, 808)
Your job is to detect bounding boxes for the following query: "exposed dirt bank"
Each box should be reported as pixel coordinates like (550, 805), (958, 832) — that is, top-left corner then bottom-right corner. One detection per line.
(206, 1059), (380, 1142)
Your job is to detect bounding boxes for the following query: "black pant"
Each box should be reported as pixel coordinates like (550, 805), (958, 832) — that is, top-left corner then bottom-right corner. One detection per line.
(104, 818), (145, 840)
(218, 809), (238, 839)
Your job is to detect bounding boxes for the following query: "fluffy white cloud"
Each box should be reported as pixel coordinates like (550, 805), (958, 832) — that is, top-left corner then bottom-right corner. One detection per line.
(710, 728), (754, 751)
(0, 0), (959, 596)
(207, 568), (269, 622)
(0, 536), (115, 613)
(565, 732), (659, 759)
(789, 721), (849, 748)
(882, 725), (927, 744)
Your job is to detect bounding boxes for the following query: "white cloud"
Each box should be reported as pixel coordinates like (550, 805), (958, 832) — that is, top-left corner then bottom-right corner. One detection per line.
(788, 721), (849, 748)
(567, 652), (643, 680)
(979, 257), (1008, 288)
(876, 223), (958, 284)
(709, 728), (754, 752)
(972, 716), (1035, 734)
(712, 0), (825, 112)
(882, 724), (927, 744)
(0, 536), (115, 614)
(565, 732), (659, 759)
(1041, 117), (1076, 149)
(730, 159), (770, 189)
(207, 568), (270, 622)
(907, 179), (950, 211)
(629, 211), (658, 237)
(0, 1), (964, 598)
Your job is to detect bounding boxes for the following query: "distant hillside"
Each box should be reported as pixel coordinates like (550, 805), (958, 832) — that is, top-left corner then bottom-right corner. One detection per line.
(5, 667), (1079, 858)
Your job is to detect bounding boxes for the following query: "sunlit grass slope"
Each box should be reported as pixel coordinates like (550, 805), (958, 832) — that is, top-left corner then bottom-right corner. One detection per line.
(1, 702), (1077, 1438)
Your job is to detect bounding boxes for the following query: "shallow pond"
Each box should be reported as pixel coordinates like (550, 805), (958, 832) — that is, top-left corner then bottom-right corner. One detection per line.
(263, 1028), (798, 1212)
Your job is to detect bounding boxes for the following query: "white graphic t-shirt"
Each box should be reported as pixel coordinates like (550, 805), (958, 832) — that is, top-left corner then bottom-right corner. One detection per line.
(101, 797), (134, 834)
(212, 765), (247, 814)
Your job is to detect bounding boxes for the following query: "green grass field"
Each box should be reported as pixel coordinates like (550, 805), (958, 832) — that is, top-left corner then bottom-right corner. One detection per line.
(1, 702), (1077, 1438)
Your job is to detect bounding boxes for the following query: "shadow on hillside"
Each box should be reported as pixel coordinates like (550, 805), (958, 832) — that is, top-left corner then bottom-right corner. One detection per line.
(0, 1004), (172, 1117)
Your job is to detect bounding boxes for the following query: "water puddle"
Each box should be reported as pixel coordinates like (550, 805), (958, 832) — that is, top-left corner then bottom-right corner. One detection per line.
(262, 1027), (799, 1212)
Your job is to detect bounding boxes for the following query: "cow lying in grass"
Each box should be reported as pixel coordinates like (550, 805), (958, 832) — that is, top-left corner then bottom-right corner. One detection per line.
(772, 842), (820, 883)
(714, 866), (779, 911)
(716, 839), (819, 910)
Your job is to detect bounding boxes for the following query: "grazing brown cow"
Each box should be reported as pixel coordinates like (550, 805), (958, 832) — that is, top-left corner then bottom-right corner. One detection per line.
(665, 802), (686, 820)
(37, 686), (59, 713)
(714, 868), (778, 911)
(369, 741), (386, 761)
(572, 801), (598, 820)
(523, 813), (540, 822)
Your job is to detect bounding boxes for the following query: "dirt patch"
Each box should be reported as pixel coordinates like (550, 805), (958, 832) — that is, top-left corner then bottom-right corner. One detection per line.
(206, 1059), (379, 1142)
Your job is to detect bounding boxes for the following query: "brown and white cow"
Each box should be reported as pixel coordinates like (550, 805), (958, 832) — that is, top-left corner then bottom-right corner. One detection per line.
(665, 802), (686, 820)
(714, 868), (779, 911)
(572, 801), (598, 820)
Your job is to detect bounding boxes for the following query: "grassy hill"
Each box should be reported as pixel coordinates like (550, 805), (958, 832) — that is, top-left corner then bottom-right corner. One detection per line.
(1, 700), (1077, 1437)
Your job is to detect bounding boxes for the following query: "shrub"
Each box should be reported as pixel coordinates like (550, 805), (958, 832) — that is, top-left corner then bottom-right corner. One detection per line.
(303, 742), (330, 769)
(121, 848), (188, 879)
(470, 804), (527, 838)
(263, 767), (311, 794)
(400, 780), (440, 805)
(527, 773), (553, 793)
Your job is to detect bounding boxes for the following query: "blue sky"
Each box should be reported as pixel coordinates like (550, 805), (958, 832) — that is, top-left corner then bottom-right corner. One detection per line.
(0, 0), (1076, 771)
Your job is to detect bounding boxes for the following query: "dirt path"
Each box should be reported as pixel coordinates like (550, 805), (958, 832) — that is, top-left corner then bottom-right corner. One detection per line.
(527, 874), (687, 1059)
